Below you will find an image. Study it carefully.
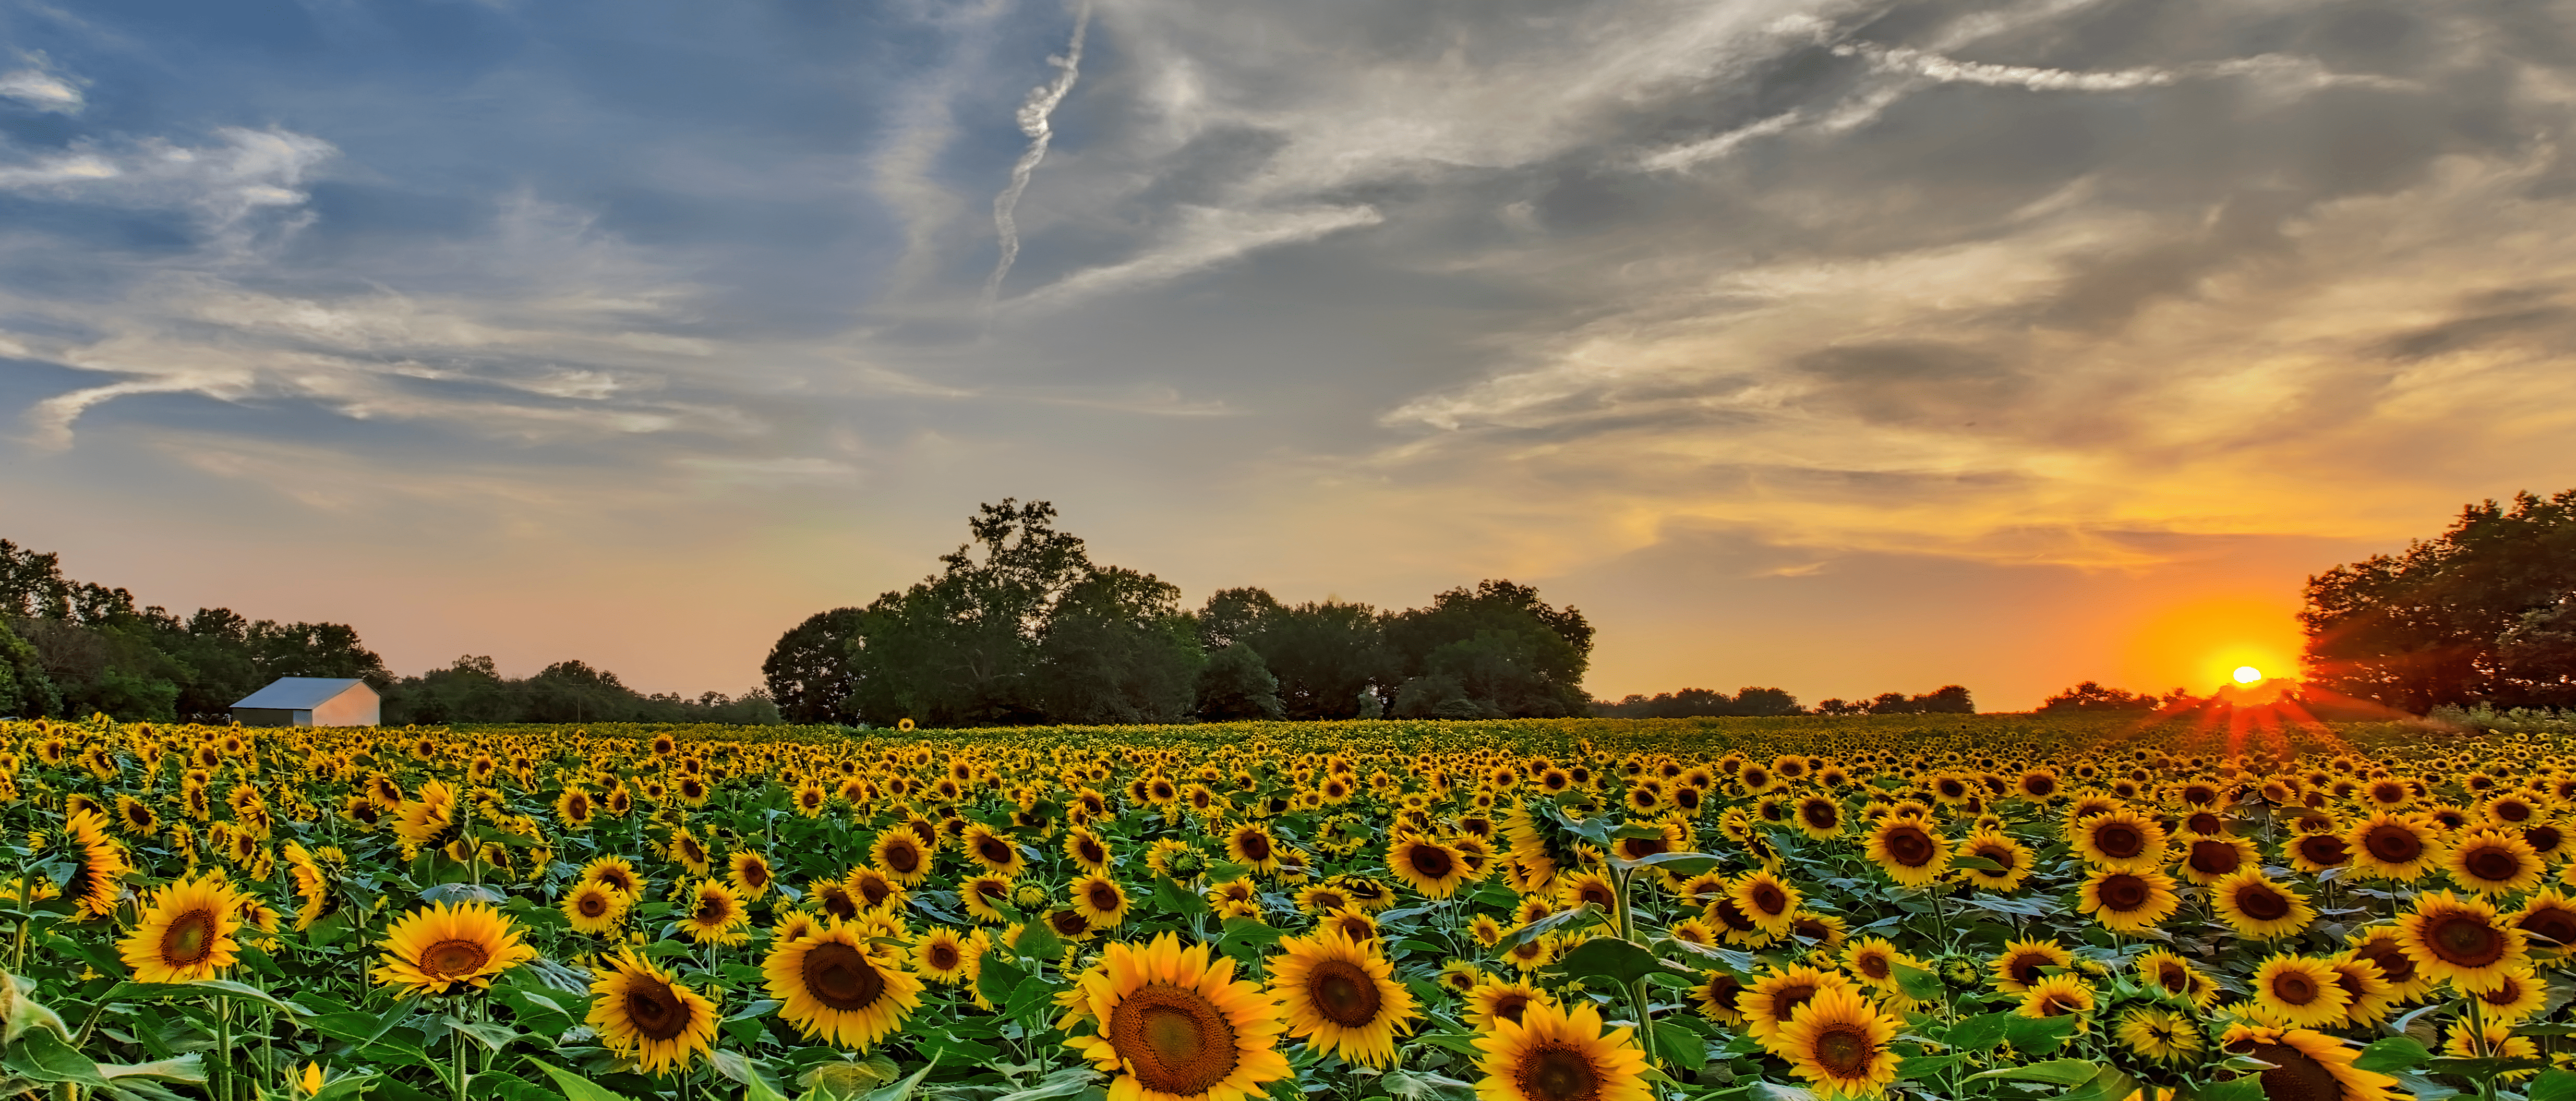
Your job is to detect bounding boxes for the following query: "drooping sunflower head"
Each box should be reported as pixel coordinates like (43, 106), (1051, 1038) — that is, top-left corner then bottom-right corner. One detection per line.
(371, 900), (535, 998)
(762, 920), (923, 1051)
(586, 949), (718, 1076)
(2112, 1004), (2204, 1067)
(61, 809), (129, 918)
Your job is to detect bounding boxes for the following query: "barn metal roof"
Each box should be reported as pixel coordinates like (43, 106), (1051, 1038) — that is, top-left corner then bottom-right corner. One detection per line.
(231, 677), (376, 710)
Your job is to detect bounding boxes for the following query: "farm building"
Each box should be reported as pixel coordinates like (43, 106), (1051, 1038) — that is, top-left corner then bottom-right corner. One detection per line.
(230, 677), (380, 728)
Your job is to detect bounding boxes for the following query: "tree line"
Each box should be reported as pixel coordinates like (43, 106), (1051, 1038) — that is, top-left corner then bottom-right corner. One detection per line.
(1586, 684), (1976, 717)
(0, 537), (775, 724)
(762, 500), (1597, 727)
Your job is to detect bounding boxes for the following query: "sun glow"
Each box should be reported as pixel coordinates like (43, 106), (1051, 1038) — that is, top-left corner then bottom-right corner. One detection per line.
(2232, 666), (2263, 684)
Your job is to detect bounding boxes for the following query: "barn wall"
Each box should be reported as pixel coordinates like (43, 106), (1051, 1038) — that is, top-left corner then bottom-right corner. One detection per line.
(312, 689), (381, 728)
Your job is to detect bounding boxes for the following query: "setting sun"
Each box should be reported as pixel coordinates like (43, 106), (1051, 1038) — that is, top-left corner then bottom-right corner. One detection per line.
(2233, 666), (2264, 684)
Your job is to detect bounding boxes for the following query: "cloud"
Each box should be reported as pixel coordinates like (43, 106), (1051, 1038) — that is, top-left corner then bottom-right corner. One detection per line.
(0, 65), (82, 113)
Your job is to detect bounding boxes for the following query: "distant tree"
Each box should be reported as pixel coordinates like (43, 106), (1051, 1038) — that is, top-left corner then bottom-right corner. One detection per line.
(2038, 681), (2161, 713)
(1198, 588), (1282, 652)
(1036, 566), (1205, 724)
(1857, 685), (1976, 715)
(1813, 697), (1863, 715)
(1732, 686), (1804, 716)
(842, 500), (1094, 727)
(248, 621), (389, 685)
(1385, 580), (1591, 718)
(1237, 600), (1391, 721)
(2303, 490), (2576, 711)
(0, 620), (60, 717)
(762, 608), (868, 723)
(1196, 643), (1285, 721)
(0, 540), (71, 620)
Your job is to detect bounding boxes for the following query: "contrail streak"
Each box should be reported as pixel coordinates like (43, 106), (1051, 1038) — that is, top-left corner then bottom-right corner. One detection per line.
(985, 1), (1091, 308)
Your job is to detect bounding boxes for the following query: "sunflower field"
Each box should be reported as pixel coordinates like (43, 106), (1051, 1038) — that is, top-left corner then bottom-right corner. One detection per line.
(0, 712), (2569, 1101)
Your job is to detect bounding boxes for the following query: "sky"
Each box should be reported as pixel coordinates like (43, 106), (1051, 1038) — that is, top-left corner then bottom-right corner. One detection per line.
(4, 0), (2574, 709)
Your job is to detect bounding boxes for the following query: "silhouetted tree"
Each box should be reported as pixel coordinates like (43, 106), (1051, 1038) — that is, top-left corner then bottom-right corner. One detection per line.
(2304, 490), (2576, 711)
(763, 608), (868, 723)
(1385, 580), (1591, 718)
(2038, 681), (2161, 713)
(1196, 643), (1284, 721)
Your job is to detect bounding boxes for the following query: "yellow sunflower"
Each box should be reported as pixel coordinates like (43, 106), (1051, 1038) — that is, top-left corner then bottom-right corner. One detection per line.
(914, 927), (981, 985)
(393, 780), (462, 855)
(1776, 985), (1901, 1100)
(678, 879), (750, 946)
(2172, 832), (2260, 886)
(579, 855), (645, 898)
(2113, 1005), (2201, 1066)
(2346, 927), (2434, 1003)
(1466, 977), (1554, 1031)
(2016, 974), (2095, 1032)
(2220, 1022), (2399, 1101)
(1070, 873), (1131, 929)
(561, 881), (630, 936)
(2070, 808), (2166, 873)
(1472, 998), (1650, 1101)
(1268, 929), (1417, 1067)
(2443, 1020), (2538, 1078)
(1739, 965), (1854, 1056)
(2078, 868), (2178, 934)
(1064, 827), (1113, 875)
(1990, 939), (2074, 994)
(2445, 829), (2546, 896)
(762, 919), (923, 1051)
(1862, 817), (1949, 888)
(961, 824), (1027, 876)
(587, 949), (720, 1075)
(1064, 933), (1292, 1101)
(1386, 837), (1468, 899)
(960, 874), (1014, 924)
(2397, 890), (2528, 993)
(2248, 954), (2350, 1029)
(872, 828), (932, 885)
(2344, 813), (2440, 882)
(372, 900), (535, 998)
(1227, 824), (1283, 875)
(2469, 965), (2547, 1025)
(2210, 870), (2315, 940)
(1730, 872), (1801, 937)
(728, 851), (776, 899)
(118, 871), (243, 983)
(1951, 830), (2031, 892)
(2512, 888), (2576, 957)
(2324, 952), (2397, 1026)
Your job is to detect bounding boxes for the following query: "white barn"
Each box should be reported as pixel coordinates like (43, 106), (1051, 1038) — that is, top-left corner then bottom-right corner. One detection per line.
(231, 677), (380, 728)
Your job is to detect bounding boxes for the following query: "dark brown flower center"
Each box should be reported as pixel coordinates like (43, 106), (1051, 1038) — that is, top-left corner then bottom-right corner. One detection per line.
(1307, 959), (1381, 1027)
(1491, 990), (1533, 1024)
(1883, 826), (1935, 867)
(1237, 832), (1272, 862)
(2363, 824), (2423, 864)
(2231, 1041), (2341, 1101)
(2464, 846), (2523, 884)
(799, 941), (886, 1011)
(2092, 821), (2146, 860)
(1813, 1024), (1872, 1078)
(2097, 874), (2150, 911)
(2428, 912), (2507, 966)
(2270, 971), (2318, 1005)
(1109, 984), (1241, 1096)
(624, 978), (691, 1040)
(422, 938), (490, 978)
(2189, 840), (2243, 876)
(2295, 834), (2349, 866)
(1515, 1043), (1602, 1101)
(161, 909), (216, 967)
(1405, 845), (1456, 880)
(2235, 884), (2291, 922)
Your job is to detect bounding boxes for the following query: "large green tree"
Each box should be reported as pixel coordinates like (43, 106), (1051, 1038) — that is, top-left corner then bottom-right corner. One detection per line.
(1384, 580), (1592, 718)
(762, 608), (868, 723)
(842, 500), (1096, 727)
(2303, 489), (2576, 711)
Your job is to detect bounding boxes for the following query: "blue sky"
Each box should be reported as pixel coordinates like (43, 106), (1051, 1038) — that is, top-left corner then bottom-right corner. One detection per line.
(4, 0), (2572, 706)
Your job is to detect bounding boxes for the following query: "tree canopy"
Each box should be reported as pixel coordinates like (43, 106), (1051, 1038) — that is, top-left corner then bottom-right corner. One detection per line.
(2303, 489), (2576, 711)
(765, 502), (1602, 727)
